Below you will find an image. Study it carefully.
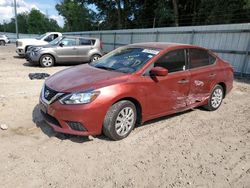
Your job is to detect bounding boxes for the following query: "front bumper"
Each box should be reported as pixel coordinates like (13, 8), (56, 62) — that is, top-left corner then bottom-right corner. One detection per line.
(16, 47), (25, 56)
(27, 51), (40, 64)
(39, 98), (106, 136)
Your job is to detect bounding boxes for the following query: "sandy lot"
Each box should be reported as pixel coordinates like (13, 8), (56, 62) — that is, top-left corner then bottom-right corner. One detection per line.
(0, 44), (250, 188)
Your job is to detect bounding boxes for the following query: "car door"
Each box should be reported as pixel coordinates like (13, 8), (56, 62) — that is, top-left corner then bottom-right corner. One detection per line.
(141, 49), (191, 119)
(75, 38), (93, 62)
(54, 37), (78, 62)
(187, 48), (218, 106)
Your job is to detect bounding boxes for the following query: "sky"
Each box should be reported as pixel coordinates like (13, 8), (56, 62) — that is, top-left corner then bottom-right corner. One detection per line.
(0, 0), (64, 27)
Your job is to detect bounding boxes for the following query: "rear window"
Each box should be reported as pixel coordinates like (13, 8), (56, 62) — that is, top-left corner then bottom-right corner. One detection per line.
(189, 49), (215, 68)
(79, 38), (92, 45)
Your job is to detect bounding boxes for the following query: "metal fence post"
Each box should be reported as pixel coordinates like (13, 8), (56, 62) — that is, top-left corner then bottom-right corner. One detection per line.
(99, 32), (102, 41)
(113, 32), (116, 50)
(130, 32), (133, 44)
(190, 30), (195, 44)
(241, 38), (250, 77)
(155, 31), (159, 42)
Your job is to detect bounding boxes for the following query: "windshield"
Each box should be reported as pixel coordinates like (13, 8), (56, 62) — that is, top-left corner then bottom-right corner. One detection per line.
(90, 47), (160, 73)
(36, 33), (47, 40)
(49, 36), (62, 45)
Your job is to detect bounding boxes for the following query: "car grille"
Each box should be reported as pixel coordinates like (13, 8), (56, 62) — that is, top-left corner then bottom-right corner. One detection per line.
(44, 85), (59, 101)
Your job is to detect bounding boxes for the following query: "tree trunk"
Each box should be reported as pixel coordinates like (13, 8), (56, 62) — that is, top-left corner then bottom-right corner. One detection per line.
(115, 0), (122, 29)
(172, 0), (179, 26)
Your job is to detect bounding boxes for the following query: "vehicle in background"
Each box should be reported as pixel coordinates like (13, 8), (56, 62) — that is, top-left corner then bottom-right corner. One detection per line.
(16, 32), (62, 56)
(39, 42), (234, 140)
(27, 36), (103, 67)
(25, 36), (63, 59)
(0, 35), (10, 46)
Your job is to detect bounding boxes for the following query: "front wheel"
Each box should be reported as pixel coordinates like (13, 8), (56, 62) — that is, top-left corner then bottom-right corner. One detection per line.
(0, 40), (6, 46)
(103, 100), (137, 140)
(39, 54), (55, 67)
(203, 85), (224, 111)
(90, 54), (101, 62)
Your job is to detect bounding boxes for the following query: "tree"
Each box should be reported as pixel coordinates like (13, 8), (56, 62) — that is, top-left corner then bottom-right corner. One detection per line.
(56, 0), (92, 31)
(0, 9), (61, 34)
(17, 13), (29, 33)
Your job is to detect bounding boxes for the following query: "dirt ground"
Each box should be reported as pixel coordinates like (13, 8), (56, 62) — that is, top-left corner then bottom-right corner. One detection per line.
(0, 44), (250, 188)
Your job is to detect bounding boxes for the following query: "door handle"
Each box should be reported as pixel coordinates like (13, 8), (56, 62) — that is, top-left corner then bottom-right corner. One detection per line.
(208, 73), (216, 78)
(178, 79), (189, 84)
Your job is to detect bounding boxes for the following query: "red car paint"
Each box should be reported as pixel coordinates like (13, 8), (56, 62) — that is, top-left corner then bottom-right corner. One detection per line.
(39, 42), (233, 136)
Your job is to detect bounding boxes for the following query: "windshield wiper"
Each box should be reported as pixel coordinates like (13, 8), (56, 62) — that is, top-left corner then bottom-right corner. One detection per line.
(95, 65), (117, 71)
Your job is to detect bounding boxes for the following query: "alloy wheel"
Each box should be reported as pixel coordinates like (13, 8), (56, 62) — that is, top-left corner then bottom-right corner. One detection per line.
(211, 88), (223, 108)
(115, 107), (135, 136)
(42, 56), (53, 67)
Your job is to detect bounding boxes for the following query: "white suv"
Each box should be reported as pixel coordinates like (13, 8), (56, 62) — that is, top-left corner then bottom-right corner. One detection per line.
(0, 35), (10, 46)
(16, 32), (62, 56)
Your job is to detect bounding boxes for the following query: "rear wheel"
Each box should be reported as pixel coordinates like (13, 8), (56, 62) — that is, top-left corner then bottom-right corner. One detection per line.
(203, 84), (224, 111)
(103, 100), (137, 140)
(40, 54), (55, 67)
(0, 40), (6, 46)
(90, 54), (101, 62)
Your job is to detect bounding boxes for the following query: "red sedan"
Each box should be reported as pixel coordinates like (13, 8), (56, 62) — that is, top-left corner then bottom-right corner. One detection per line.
(39, 42), (233, 140)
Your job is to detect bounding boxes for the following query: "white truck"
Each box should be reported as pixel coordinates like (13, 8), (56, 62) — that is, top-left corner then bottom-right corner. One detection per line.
(16, 32), (62, 56)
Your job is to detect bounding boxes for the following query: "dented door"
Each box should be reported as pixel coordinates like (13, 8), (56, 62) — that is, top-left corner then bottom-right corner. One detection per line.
(141, 48), (191, 118)
(141, 71), (191, 118)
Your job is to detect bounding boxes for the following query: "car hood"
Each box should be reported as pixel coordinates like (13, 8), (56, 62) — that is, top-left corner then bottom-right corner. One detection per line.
(17, 38), (48, 45)
(45, 64), (129, 93)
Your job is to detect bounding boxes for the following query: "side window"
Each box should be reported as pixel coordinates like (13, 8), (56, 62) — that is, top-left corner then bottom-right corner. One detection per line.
(61, 38), (77, 46)
(44, 35), (53, 42)
(154, 49), (186, 73)
(189, 49), (213, 68)
(53, 34), (58, 39)
(44, 34), (59, 42)
(79, 38), (92, 45)
(91, 39), (96, 45)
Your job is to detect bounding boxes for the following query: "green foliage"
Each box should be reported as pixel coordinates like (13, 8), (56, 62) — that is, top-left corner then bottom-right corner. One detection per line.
(56, 0), (92, 31)
(0, 9), (61, 34)
(0, 0), (250, 33)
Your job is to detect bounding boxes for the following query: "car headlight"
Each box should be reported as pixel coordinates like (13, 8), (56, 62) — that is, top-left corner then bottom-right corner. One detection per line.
(59, 90), (100, 104)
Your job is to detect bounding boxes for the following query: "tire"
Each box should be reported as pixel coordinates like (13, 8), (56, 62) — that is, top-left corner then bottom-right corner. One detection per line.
(39, 54), (55, 67)
(103, 100), (137, 140)
(90, 54), (101, 62)
(0, 40), (5, 46)
(203, 84), (224, 111)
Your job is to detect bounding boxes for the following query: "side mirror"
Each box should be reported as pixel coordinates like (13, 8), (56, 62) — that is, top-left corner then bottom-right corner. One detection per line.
(150, 67), (168, 76)
(59, 42), (64, 47)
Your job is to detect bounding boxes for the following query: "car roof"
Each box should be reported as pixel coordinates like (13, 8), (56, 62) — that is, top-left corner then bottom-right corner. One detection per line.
(127, 42), (204, 50)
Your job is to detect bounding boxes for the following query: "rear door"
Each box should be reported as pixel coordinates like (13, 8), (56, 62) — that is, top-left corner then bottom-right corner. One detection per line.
(141, 49), (191, 118)
(54, 37), (78, 62)
(187, 48), (218, 106)
(75, 38), (93, 62)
